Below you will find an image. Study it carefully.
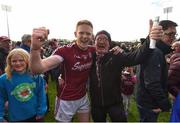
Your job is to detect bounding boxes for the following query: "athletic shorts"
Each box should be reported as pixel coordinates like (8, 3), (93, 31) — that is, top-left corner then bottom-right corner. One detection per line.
(54, 94), (90, 122)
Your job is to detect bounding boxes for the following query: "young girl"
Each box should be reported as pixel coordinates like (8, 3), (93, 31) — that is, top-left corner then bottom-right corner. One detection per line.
(0, 48), (47, 122)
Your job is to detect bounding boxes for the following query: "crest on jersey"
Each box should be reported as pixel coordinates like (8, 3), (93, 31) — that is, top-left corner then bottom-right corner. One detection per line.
(11, 82), (36, 102)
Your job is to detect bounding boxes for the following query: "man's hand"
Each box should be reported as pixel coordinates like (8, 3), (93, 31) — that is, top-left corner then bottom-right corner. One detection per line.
(109, 46), (124, 55)
(31, 27), (49, 51)
(36, 115), (44, 121)
(149, 19), (163, 41)
(169, 93), (176, 101)
(152, 108), (162, 113)
(58, 74), (65, 86)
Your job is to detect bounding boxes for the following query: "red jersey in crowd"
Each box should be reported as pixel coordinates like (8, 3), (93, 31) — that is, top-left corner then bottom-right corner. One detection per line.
(53, 43), (95, 100)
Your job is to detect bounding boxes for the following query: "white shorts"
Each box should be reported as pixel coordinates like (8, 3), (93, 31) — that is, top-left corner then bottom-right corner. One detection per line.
(54, 94), (90, 122)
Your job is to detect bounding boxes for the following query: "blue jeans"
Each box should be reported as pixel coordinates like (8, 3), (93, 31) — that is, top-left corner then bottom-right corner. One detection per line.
(137, 105), (159, 122)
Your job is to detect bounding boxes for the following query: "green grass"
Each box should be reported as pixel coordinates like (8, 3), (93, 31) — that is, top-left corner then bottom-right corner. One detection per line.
(44, 79), (170, 122)
(44, 79), (57, 122)
(128, 96), (170, 122)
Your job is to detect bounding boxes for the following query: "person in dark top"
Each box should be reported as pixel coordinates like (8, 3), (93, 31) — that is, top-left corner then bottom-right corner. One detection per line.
(0, 36), (11, 121)
(136, 20), (178, 122)
(0, 36), (11, 75)
(89, 20), (163, 122)
(20, 34), (31, 52)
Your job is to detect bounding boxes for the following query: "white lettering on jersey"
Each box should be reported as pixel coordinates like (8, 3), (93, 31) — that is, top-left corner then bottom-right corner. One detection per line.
(72, 62), (92, 71)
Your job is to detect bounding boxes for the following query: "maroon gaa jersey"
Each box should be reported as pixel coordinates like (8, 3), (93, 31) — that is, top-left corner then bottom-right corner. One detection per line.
(53, 43), (95, 100)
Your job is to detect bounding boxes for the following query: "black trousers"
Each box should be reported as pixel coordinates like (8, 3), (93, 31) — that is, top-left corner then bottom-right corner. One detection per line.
(91, 103), (127, 122)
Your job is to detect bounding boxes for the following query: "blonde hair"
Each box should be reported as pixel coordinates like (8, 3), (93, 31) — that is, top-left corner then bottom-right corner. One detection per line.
(5, 48), (30, 79)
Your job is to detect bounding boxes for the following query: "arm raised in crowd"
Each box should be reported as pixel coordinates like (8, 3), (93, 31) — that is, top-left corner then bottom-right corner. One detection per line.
(118, 20), (163, 66)
(30, 27), (61, 74)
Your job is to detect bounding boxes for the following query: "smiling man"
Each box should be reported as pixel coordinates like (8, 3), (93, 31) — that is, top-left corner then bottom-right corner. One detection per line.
(30, 19), (163, 122)
(30, 20), (95, 122)
(89, 26), (163, 122)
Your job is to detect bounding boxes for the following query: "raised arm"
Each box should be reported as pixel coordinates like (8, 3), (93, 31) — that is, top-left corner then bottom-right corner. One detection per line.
(30, 27), (61, 74)
(118, 19), (163, 66)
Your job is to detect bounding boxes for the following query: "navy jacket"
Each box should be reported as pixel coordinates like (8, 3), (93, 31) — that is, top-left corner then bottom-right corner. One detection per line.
(89, 39), (152, 107)
(136, 40), (172, 111)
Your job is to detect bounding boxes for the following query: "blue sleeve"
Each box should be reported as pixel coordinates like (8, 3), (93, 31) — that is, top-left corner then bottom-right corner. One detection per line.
(0, 77), (6, 121)
(170, 92), (180, 122)
(36, 75), (47, 116)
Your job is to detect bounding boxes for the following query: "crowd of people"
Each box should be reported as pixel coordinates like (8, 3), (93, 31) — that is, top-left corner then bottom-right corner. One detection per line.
(0, 19), (179, 122)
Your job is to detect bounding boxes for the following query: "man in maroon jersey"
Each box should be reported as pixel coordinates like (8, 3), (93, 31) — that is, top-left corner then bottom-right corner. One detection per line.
(30, 20), (95, 122)
(30, 19), (163, 122)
